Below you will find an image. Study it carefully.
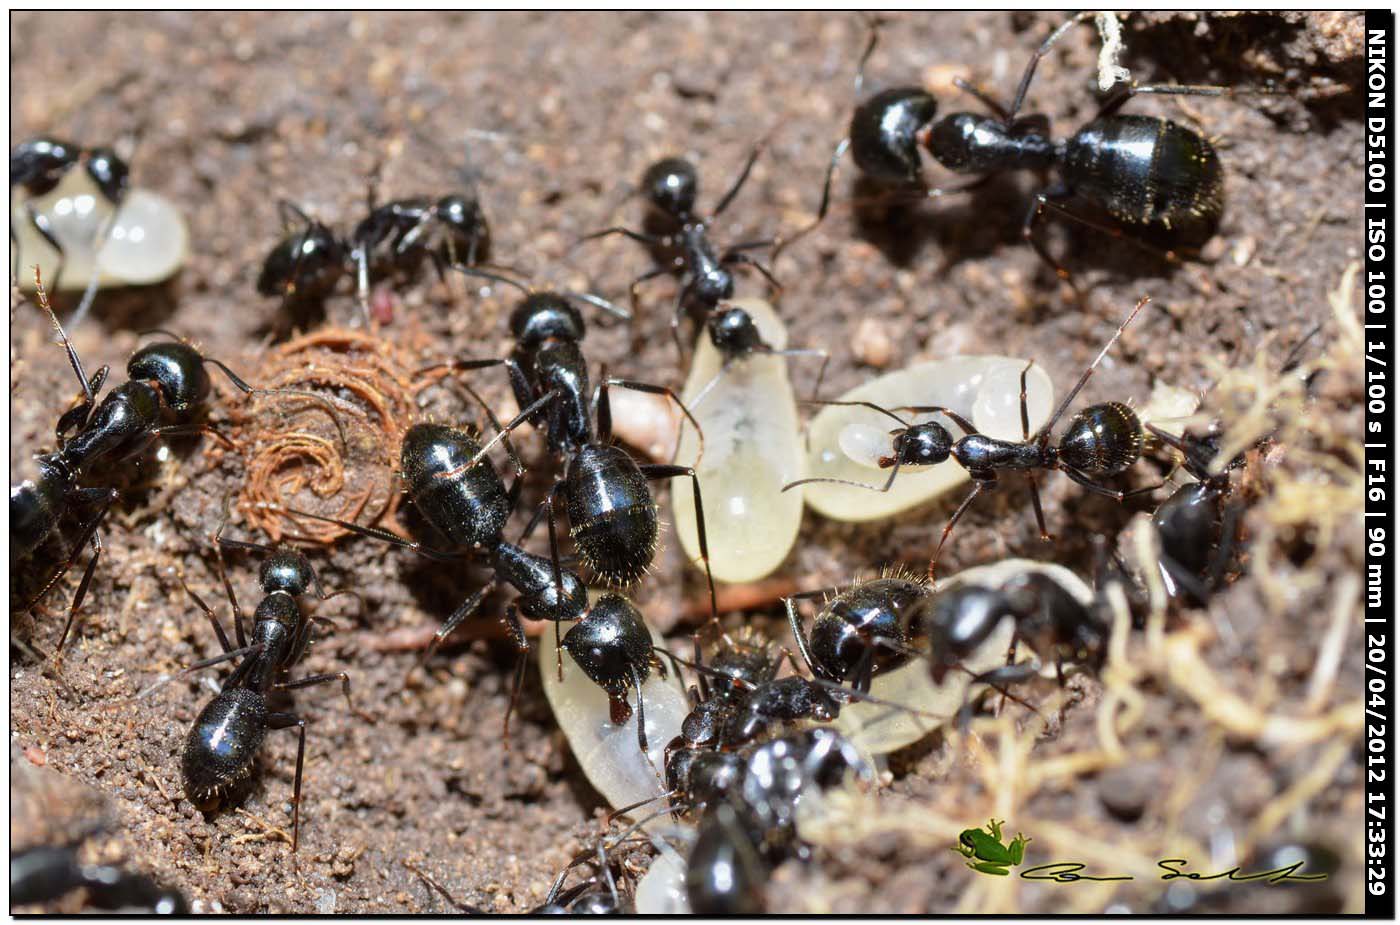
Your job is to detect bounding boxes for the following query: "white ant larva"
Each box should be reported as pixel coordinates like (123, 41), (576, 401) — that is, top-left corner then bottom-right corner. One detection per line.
(671, 298), (808, 583)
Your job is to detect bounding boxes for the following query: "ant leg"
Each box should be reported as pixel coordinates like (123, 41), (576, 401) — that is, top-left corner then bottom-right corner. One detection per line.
(573, 226), (663, 249)
(1096, 82), (1246, 120)
(1022, 185), (1085, 292)
(1032, 188), (1189, 277)
(430, 387), (559, 482)
(212, 539), (249, 649)
(180, 577), (235, 655)
(419, 581), (497, 670)
(276, 671), (374, 723)
(1005, 11), (1100, 122)
(500, 604), (530, 751)
(772, 137), (850, 267)
(629, 664), (650, 753)
(638, 463), (717, 622)
(1059, 465), (1130, 501)
(627, 266), (672, 324)
(354, 246), (373, 327)
(265, 713), (308, 852)
(1041, 296), (1150, 435)
(668, 276), (699, 362)
(784, 590), (839, 682)
(713, 138), (767, 219)
(928, 481), (991, 582)
(721, 251), (782, 297)
(894, 404), (980, 436)
(1026, 472), (1051, 542)
(956, 661), (1043, 732)
(603, 377), (707, 465)
(31, 489), (117, 650)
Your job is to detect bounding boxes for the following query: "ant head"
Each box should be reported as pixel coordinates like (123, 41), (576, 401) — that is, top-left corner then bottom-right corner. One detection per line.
(849, 87), (938, 184)
(883, 421), (953, 468)
(923, 585), (1012, 684)
(706, 305), (762, 356)
(510, 292), (585, 349)
(260, 547), (315, 596)
(11, 136), (77, 196)
(562, 593), (653, 698)
(256, 222), (347, 299)
(641, 156), (698, 218)
(84, 146), (130, 203)
(127, 341), (211, 422)
(435, 193), (488, 242)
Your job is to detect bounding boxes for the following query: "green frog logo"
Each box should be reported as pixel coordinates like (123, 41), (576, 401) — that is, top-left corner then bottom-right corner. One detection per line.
(953, 818), (1031, 876)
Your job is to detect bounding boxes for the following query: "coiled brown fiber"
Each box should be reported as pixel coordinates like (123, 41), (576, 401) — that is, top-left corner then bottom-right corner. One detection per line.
(231, 328), (437, 544)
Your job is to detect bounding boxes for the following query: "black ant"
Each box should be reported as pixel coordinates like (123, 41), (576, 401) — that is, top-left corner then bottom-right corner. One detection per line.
(11, 271), (340, 651)
(425, 266), (717, 609)
(785, 297), (1160, 578)
(530, 839), (638, 914)
(11, 840), (186, 914)
(680, 728), (871, 914)
(575, 147), (784, 358)
(11, 137), (130, 294)
(795, 13), (1272, 289)
(349, 190), (489, 310)
(275, 382), (687, 754)
(257, 183), (489, 325)
(921, 570), (1109, 695)
(156, 528), (369, 853)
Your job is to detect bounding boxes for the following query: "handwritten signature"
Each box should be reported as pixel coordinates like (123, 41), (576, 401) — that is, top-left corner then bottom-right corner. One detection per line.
(1019, 859), (1329, 884)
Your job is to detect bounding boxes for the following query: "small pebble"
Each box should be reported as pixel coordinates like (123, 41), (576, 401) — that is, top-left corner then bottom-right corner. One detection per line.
(852, 317), (894, 368)
(1097, 764), (1154, 821)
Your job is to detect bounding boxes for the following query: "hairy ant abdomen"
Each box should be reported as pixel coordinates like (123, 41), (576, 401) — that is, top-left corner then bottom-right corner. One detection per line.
(183, 688), (269, 806)
(565, 444), (658, 586)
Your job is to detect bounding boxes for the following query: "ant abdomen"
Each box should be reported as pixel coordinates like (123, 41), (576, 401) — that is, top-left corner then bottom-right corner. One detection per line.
(1056, 401), (1144, 476)
(1064, 115), (1223, 236)
(807, 576), (925, 683)
(564, 444), (658, 585)
(400, 423), (512, 550)
(182, 688), (269, 807)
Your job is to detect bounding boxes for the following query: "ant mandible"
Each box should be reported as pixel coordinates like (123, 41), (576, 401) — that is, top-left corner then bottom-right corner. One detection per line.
(785, 296), (1159, 578)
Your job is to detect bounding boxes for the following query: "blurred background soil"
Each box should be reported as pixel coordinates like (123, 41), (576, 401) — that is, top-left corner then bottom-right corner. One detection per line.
(10, 11), (1366, 913)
